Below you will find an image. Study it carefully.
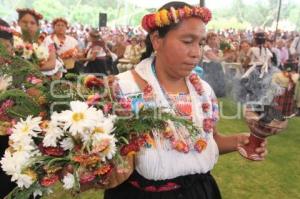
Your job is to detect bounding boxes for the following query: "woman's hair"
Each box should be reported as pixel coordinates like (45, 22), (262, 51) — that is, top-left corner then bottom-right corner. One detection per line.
(205, 32), (217, 43)
(52, 18), (68, 27)
(17, 8), (43, 24)
(0, 18), (13, 43)
(141, 1), (192, 60)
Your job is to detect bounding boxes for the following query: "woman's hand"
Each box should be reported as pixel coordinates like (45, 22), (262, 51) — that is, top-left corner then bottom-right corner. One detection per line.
(236, 133), (268, 160)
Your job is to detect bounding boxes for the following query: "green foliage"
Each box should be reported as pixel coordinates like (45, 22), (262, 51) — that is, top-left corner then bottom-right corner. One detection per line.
(0, 89), (41, 119)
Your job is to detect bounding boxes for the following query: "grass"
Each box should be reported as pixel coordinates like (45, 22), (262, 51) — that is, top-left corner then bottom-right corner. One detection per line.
(45, 98), (300, 199)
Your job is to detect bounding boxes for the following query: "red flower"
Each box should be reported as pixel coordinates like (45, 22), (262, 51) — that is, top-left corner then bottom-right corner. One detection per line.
(84, 75), (104, 88)
(202, 102), (210, 113)
(119, 98), (132, 110)
(120, 143), (139, 156)
(40, 175), (59, 187)
(79, 172), (96, 184)
(39, 144), (65, 157)
(203, 118), (213, 133)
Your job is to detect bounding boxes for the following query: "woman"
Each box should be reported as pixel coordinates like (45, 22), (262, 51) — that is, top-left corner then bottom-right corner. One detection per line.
(44, 18), (79, 73)
(238, 40), (251, 71)
(0, 18), (16, 199)
(202, 32), (232, 97)
(83, 30), (115, 75)
(117, 36), (143, 72)
(104, 2), (267, 199)
(16, 8), (61, 78)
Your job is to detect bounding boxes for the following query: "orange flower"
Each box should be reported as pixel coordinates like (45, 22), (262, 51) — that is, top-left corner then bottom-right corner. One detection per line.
(172, 140), (189, 153)
(94, 164), (113, 176)
(72, 154), (100, 166)
(194, 139), (207, 152)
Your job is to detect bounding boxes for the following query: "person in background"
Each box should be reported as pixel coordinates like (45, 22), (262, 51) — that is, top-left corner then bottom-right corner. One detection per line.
(16, 8), (61, 78)
(44, 18), (79, 74)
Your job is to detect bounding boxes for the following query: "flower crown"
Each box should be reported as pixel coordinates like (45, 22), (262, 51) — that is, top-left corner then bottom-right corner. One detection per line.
(0, 25), (13, 33)
(52, 18), (68, 27)
(16, 8), (43, 20)
(141, 6), (212, 33)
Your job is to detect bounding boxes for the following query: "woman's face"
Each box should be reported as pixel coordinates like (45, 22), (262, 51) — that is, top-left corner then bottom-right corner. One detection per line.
(54, 21), (67, 36)
(18, 14), (39, 38)
(240, 42), (250, 52)
(0, 38), (13, 55)
(208, 36), (219, 48)
(153, 17), (205, 79)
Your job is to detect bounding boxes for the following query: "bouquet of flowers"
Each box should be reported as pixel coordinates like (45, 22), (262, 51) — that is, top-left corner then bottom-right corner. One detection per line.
(0, 43), (202, 198)
(13, 35), (49, 65)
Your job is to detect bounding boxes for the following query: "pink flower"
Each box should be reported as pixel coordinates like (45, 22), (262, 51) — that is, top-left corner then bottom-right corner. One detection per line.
(86, 93), (101, 106)
(203, 118), (213, 133)
(202, 102), (210, 113)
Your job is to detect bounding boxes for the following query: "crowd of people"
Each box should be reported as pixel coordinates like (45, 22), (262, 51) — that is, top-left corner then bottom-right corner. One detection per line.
(0, 2), (299, 198)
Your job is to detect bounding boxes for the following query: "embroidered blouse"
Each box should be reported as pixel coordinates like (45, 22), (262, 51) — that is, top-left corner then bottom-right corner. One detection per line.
(116, 57), (219, 180)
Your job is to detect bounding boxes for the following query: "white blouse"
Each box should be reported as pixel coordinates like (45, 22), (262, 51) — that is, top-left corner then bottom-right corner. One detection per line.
(116, 58), (219, 180)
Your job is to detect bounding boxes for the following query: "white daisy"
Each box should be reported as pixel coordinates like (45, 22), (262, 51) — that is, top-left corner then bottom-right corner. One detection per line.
(1, 150), (30, 177)
(93, 115), (116, 135)
(62, 173), (75, 190)
(12, 116), (42, 137)
(58, 101), (99, 136)
(92, 133), (117, 160)
(13, 173), (34, 188)
(60, 137), (74, 151)
(43, 120), (64, 147)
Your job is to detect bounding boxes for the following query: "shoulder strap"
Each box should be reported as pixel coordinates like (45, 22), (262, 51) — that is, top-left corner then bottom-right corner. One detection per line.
(130, 69), (148, 92)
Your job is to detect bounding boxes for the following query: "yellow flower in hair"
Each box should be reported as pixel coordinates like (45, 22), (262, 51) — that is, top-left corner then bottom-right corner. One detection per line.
(155, 12), (163, 27)
(184, 6), (192, 17)
(160, 9), (170, 25)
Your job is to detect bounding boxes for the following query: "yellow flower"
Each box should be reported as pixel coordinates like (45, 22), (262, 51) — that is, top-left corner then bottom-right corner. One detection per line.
(155, 12), (162, 27)
(160, 9), (170, 25)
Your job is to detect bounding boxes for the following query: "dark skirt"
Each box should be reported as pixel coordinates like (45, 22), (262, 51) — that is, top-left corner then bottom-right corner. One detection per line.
(84, 58), (109, 75)
(104, 170), (221, 199)
(202, 62), (226, 97)
(0, 136), (16, 198)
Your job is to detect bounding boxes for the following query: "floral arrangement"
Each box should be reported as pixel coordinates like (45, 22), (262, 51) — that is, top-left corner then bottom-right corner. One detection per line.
(13, 35), (49, 65)
(60, 48), (78, 59)
(219, 40), (234, 53)
(141, 6), (212, 33)
(0, 43), (205, 198)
